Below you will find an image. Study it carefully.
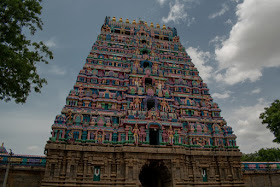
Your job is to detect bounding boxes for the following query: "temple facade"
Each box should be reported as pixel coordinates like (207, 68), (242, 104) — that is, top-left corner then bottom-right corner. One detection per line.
(42, 17), (244, 187)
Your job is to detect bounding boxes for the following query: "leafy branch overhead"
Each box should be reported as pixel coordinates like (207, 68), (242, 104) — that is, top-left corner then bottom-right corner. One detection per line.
(0, 0), (53, 103)
(242, 148), (280, 162)
(259, 99), (280, 143)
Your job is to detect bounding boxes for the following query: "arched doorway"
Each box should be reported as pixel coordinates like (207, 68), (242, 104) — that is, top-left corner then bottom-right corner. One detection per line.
(139, 160), (172, 187)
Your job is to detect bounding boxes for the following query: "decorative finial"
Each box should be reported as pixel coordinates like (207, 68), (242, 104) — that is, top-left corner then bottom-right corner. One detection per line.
(112, 16), (116, 22)
(126, 18), (129, 23)
(119, 18), (123, 22)
(1, 142), (3, 147)
(132, 19), (136, 24)
(144, 21), (148, 26)
(162, 24), (166, 30)
(150, 22), (154, 27)
(156, 23), (160, 28)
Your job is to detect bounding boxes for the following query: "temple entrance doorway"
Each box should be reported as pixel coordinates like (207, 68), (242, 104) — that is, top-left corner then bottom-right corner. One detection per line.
(139, 160), (172, 187)
(149, 128), (159, 145)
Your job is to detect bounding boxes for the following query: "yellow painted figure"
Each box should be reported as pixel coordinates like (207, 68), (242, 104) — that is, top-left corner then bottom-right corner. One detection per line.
(132, 124), (140, 145)
(168, 125), (174, 145)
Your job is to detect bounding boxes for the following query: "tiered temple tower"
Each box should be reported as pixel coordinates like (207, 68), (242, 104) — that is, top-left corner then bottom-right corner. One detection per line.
(42, 17), (244, 187)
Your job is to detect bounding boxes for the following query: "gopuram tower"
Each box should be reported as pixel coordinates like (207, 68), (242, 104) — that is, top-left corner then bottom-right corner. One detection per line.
(42, 17), (244, 187)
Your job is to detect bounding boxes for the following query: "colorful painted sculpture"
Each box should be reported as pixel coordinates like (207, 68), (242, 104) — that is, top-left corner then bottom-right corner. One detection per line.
(49, 16), (237, 149)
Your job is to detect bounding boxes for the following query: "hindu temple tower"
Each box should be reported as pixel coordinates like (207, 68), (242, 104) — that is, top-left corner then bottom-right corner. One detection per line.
(41, 16), (244, 187)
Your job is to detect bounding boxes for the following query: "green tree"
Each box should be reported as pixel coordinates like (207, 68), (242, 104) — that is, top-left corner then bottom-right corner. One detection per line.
(259, 99), (280, 143)
(0, 0), (53, 103)
(241, 148), (280, 162)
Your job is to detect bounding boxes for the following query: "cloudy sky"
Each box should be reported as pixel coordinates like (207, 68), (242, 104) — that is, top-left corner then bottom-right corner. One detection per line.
(1, 0), (280, 155)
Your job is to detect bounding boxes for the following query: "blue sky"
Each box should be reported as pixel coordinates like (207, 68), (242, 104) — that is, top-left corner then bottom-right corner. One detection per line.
(1, 0), (280, 155)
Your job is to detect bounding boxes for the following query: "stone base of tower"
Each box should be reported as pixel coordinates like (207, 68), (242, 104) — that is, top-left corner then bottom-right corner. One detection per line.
(41, 141), (244, 187)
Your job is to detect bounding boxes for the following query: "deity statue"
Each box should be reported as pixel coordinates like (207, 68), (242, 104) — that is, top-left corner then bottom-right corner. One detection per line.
(133, 96), (142, 109)
(140, 126), (146, 142)
(161, 98), (169, 112)
(66, 110), (73, 124)
(213, 123), (221, 134)
(106, 119), (112, 127)
(168, 125), (174, 145)
(97, 131), (103, 144)
(132, 124), (140, 145)
(135, 78), (139, 86)
(152, 64), (158, 74)
(78, 87), (84, 96)
(174, 131), (179, 144)
(162, 129), (168, 143)
(203, 124), (208, 133)
(157, 80), (163, 90)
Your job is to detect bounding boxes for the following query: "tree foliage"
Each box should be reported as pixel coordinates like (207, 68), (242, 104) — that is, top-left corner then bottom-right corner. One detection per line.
(0, 0), (53, 103)
(242, 148), (280, 162)
(259, 99), (280, 143)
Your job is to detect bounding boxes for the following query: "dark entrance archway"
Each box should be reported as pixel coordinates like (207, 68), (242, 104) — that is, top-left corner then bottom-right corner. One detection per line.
(139, 160), (172, 187)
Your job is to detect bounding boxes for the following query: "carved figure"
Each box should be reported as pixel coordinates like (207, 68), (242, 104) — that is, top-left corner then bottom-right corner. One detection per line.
(133, 96), (142, 109)
(132, 124), (140, 145)
(161, 98), (169, 112)
(97, 131), (103, 144)
(167, 125), (174, 145)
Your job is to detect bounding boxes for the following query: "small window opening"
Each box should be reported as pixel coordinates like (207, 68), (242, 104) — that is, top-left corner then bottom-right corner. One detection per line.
(143, 61), (150, 68)
(145, 78), (153, 86)
(142, 49), (148, 55)
(105, 104), (109, 110)
(142, 40), (146, 44)
(125, 31), (130, 35)
(149, 128), (159, 145)
(147, 99), (155, 110)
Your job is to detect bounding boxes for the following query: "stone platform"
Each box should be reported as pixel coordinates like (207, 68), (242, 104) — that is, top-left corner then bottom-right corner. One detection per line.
(42, 142), (244, 187)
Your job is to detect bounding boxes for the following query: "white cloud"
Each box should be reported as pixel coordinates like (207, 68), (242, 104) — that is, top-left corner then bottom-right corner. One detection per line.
(251, 88), (261, 94)
(209, 3), (229, 19)
(45, 37), (57, 48)
(49, 65), (66, 76)
(225, 19), (233, 25)
(215, 0), (280, 85)
(157, 0), (167, 6)
(212, 91), (232, 99)
(225, 98), (280, 153)
(27, 146), (41, 155)
(162, 0), (195, 25)
(186, 47), (213, 83)
(209, 35), (226, 48)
